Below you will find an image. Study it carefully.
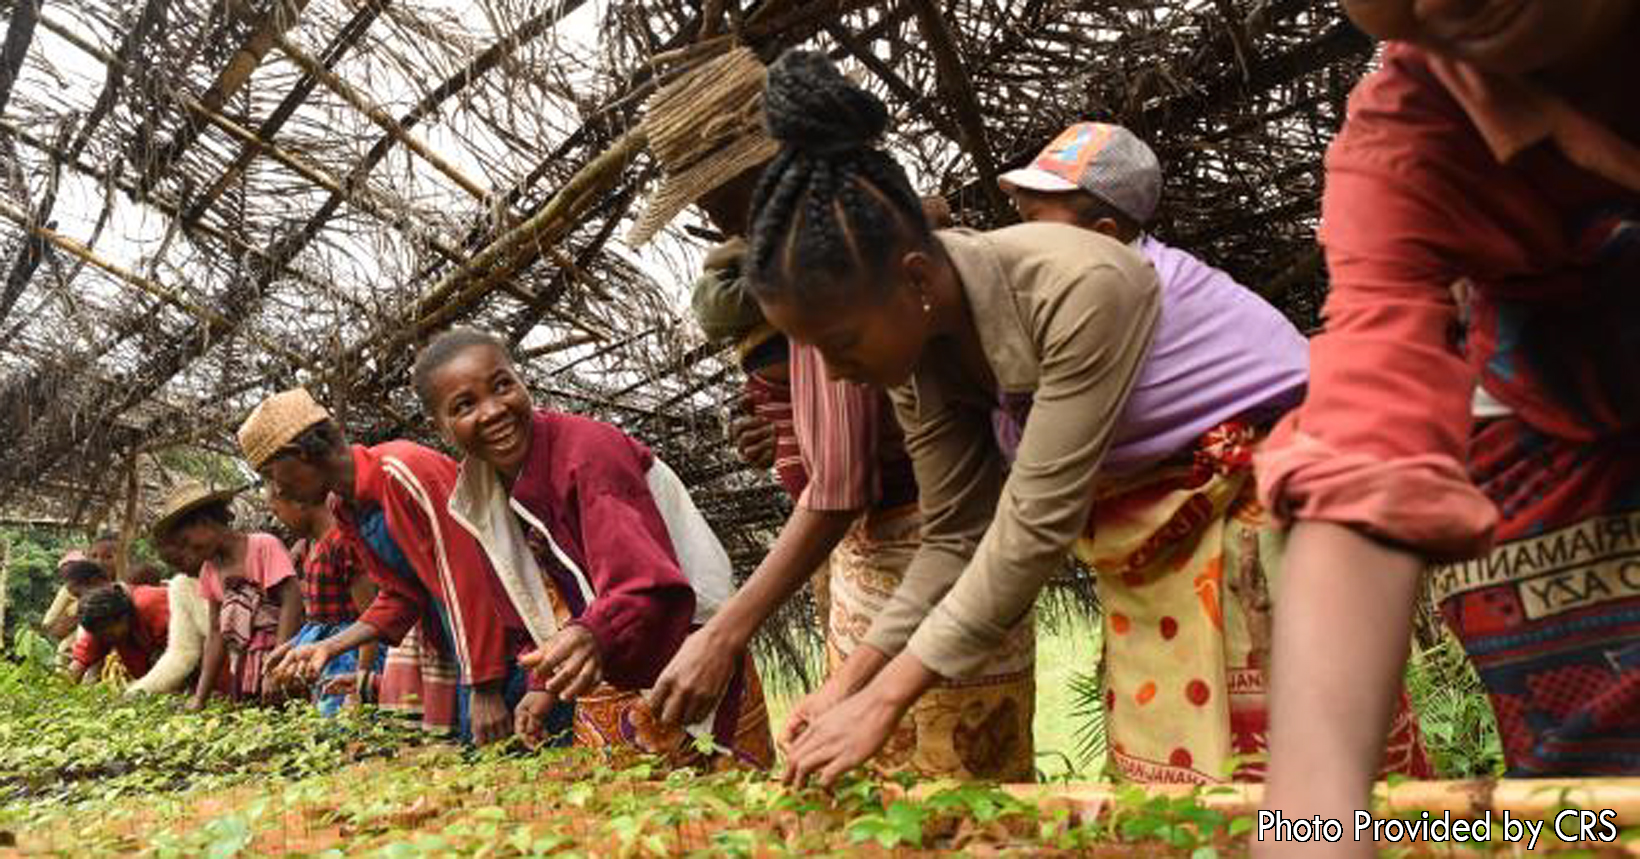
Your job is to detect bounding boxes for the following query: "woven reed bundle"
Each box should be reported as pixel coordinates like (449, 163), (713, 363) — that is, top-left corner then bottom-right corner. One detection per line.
(627, 47), (780, 246)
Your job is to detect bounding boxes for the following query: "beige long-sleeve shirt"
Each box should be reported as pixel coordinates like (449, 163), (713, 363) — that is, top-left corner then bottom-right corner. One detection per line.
(863, 222), (1162, 679)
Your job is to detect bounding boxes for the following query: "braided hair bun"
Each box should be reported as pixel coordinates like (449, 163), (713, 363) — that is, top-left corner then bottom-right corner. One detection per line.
(763, 50), (888, 156)
(746, 50), (931, 307)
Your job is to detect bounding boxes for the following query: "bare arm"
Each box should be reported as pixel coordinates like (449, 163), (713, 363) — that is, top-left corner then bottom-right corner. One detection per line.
(273, 578), (304, 645)
(127, 578), (207, 695)
(1256, 521), (1423, 859)
(43, 587), (78, 640)
(192, 601), (226, 709)
(649, 506), (856, 726)
(709, 507), (855, 652)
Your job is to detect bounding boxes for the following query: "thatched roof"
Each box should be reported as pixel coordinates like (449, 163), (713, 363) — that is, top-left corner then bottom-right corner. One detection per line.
(0, 0), (1370, 567)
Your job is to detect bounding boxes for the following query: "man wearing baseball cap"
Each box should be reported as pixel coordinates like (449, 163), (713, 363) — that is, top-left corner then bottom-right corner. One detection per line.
(992, 123), (1434, 783)
(998, 122), (1311, 471)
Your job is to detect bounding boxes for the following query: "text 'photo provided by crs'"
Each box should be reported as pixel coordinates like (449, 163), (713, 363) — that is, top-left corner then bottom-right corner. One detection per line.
(1257, 809), (1620, 850)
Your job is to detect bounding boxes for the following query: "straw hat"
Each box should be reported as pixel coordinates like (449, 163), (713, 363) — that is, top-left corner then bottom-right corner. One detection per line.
(626, 47), (780, 247)
(238, 387), (332, 470)
(152, 480), (241, 537)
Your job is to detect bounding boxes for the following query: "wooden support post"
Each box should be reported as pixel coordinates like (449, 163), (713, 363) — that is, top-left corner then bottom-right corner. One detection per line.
(0, 533), (10, 645)
(116, 455), (139, 583)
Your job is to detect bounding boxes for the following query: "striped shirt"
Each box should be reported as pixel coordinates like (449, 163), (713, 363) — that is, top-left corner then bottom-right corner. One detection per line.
(791, 342), (918, 513)
(743, 372), (808, 501)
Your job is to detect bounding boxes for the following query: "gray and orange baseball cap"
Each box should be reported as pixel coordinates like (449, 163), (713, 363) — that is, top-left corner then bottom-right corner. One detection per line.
(998, 122), (1162, 225)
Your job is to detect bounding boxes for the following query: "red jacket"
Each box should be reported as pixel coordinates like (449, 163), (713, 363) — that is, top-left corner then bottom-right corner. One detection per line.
(491, 410), (696, 690)
(344, 441), (525, 686)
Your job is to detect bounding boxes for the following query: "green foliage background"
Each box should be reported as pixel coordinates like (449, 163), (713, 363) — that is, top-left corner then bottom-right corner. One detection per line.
(1, 526), (82, 639)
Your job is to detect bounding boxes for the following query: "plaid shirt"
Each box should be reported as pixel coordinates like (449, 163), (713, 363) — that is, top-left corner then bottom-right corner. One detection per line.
(301, 527), (366, 625)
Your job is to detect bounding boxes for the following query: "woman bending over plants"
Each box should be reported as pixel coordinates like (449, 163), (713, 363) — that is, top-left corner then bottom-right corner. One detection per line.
(243, 388), (561, 746)
(742, 50), (1423, 788)
(152, 482), (303, 710)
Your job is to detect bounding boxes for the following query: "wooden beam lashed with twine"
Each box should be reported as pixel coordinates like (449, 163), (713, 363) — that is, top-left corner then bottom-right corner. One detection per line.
(929, 778), (1640, 828)
(272, 32), (492, 203)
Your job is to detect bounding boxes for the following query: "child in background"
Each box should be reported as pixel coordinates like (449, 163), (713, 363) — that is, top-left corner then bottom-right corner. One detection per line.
(124, 530), (230, 697)
(69, 583), (169, 684)
(48, 554), (111, 677)
(152, 482), (303, 709)
(268, 488), (382, 716)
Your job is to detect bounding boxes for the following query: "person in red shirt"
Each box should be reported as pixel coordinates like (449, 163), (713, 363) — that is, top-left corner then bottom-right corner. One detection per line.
(242, 388), (569, 747)
(1253, 2), (1640, 855)
(411, 327), (772, 767)
(269, 489), (382, 716)
(69, 584), (169, 683)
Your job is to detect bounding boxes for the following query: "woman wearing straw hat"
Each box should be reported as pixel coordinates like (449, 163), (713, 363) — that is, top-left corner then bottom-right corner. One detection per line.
(632, 47), (1036, 782)
(152, 481), (304, 710)
(240, 388), (570, 746)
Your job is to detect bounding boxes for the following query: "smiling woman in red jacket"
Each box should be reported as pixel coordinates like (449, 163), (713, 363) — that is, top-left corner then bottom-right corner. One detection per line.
(411, 327), (772, 768)
(239, 387), (563, 747)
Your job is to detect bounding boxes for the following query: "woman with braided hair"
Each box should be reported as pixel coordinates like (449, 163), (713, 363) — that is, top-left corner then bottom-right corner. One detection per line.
(630, 47), (1034, 782)
(750, 50), (1430, 788)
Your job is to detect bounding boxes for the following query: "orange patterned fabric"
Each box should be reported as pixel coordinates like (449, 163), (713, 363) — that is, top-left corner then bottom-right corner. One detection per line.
(1080, 421), (1431, 783)
(532, 559), (773, 769)
(826, 508), (1037, 781)
(572, 651), (773, 770)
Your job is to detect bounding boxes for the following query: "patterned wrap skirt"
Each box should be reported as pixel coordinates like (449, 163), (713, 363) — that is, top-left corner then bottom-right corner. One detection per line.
(1429, 417), (1640, 774)
(377, 623), (462, 736)
(827, 506), (1038, 782)
(572, 650), (774, 770)
(1078, 421), (1432, 783)
(531, 571), (773, 768)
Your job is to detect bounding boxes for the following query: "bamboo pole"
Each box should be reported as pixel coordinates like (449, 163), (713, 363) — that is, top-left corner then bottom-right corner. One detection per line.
(36, 13), (465, 269)
(0, 117), (376, 316)
(134, 0), (315, 193)
(173, 92), (467, 265)
(348, 126), (646, 371)
(943, 779), (1640, 826)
